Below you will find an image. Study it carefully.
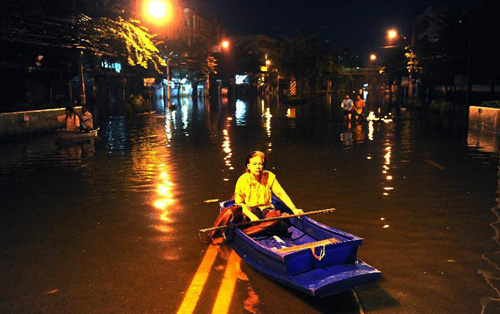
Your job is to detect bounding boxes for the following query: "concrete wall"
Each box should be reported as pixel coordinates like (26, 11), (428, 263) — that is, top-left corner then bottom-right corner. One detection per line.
(469, 106), (500, 133)
(0, 107), (82, 139)
(468, 127), (499, 153)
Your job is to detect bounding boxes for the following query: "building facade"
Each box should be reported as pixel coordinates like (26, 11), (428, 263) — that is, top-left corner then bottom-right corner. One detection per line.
(230, 35), (279, 61)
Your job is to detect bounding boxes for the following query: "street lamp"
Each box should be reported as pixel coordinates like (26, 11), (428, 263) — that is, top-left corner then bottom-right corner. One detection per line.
(387, 29), (398, 41)
(143, 0), (173, 25)
(264, 60), (272, 94)
(221, 40), (230, 51)
(384, 28), (415, 105)
(370, 54), (377, 61)
(141, 0), (176, 108)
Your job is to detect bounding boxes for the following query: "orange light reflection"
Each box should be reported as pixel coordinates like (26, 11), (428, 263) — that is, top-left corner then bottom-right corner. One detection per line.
(382, 143), (393, 195)
(264, 108), (272, 138)
(222, 115), (234, 174)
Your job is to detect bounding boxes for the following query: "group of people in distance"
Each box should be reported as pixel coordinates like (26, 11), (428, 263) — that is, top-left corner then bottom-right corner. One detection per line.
(58, 104), (94, 132)
(341, 93), (366, 121)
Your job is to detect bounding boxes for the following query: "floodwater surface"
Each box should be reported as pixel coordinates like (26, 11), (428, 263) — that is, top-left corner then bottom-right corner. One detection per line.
(0, 96), (499, 314)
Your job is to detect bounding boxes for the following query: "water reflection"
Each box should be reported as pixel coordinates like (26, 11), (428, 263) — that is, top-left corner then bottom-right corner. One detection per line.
(263, 107), (272, 138)
(105, 117), (127, 153)
(340, 127), (353, 149)
(152, 163), (176, 229)
(181, 100), (189, 131)
(354, 124), (365, 144)
(3, 94), (500, 313)
(261, 98), (273, 153)
(368, 121), (374, 141)
(127, 120), (181, 258)
(286, 107), (297, 128)
(58, 140), (95, 163)
(222, 112), (234, 175)
(235, 99), (247, 126)
(165, 110), (173, 144)
(382, 139), (394, 197)
(468, 128), (500, 154)
(467, 127), (500, 312)
(479, 153), (500, 313)
(400, 121), (413, 164)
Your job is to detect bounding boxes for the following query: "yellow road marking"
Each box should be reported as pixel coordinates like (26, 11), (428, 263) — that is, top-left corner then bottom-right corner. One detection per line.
(211, 250), (242, 314)
(177, 245), (219, 314)
(352, 289), (365, 314)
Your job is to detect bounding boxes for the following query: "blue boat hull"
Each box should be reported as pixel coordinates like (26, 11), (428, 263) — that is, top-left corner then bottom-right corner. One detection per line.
(220, 198), (381, 297)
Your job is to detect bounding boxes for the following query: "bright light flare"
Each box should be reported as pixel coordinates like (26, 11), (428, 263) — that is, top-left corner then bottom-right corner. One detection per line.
(221, 40), (230, 50)
(265, 59), (272, 66)
(387, 29), (398, 40)
(144, 0), (173, 24)
(370, 54), (377, 61)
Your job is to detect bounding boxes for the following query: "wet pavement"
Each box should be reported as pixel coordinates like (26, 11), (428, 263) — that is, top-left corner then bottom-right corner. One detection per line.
(1, 95), (499, 313)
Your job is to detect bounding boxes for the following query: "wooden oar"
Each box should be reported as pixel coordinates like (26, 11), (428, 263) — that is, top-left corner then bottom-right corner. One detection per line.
(199, 208), (336, 233)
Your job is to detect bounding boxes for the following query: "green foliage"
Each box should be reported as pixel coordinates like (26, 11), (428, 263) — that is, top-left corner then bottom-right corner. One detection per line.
(410, 98), (423, 109)
(159, 40), (217, 83)
(118, 94), (148, 115)
(481, 101), (500, 108)
(429, 100), (440, 111)
(277, 35), (340, 96)
(429, 99), (452, 114)
(83, 17), (166, 74)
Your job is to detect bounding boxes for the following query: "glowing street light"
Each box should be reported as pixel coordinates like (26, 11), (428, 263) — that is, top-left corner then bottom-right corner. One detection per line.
(387, 29), (398, 40)
(265, 59), (272, 66)
(370, 54), (377, 61)
(143, 0), (173, 25)
(221, 40), (230, 50)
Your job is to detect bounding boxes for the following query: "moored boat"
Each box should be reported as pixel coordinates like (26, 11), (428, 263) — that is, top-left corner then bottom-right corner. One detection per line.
(56, 128), (99, 140)
(219, 198), (381, 297)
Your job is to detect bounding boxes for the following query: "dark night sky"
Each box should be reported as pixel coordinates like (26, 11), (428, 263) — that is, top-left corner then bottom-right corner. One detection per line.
(194, 0), (479, 58)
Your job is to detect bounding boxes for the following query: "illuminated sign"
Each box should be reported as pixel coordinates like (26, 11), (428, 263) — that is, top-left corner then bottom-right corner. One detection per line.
(235, 75), (249, 85)
(101, 61), (122, 73)
(143, 78), (155, 86)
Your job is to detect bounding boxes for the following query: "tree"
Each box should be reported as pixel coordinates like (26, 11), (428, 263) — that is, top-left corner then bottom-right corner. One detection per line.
(82, 17), (166, 74)
(277, 34), (339, 96)
(158, 39), (217, 98)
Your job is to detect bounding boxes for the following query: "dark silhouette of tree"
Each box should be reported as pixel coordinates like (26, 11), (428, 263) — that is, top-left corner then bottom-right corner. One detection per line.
(277, 34), (340, 96)
(83, 17), (166, 74)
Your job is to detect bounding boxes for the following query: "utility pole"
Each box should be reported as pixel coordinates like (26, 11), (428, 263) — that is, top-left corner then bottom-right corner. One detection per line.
(206, 72), (210, 98)
(77, 49), (86, 105)
(163, 58), (171, 109)
(167, 59), (171, 102)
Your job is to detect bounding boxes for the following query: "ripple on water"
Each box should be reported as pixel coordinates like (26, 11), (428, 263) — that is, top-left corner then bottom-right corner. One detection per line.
(2, 96), (500, 313)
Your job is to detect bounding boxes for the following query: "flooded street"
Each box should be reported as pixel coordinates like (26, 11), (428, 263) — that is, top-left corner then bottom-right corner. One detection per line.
(1, 96), (499, 313)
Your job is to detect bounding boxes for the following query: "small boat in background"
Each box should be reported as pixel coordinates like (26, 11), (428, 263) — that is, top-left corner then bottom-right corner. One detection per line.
(219, 198), (381, 297)
(56, 128), (99, 141)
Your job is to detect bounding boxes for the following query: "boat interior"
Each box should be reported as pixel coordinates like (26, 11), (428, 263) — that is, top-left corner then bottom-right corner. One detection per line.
(221, 199), (352, 254)
(250, 219), (346, 254)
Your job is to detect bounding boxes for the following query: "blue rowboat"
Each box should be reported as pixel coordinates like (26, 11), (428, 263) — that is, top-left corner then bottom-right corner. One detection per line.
(219, 198), (381, 297)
